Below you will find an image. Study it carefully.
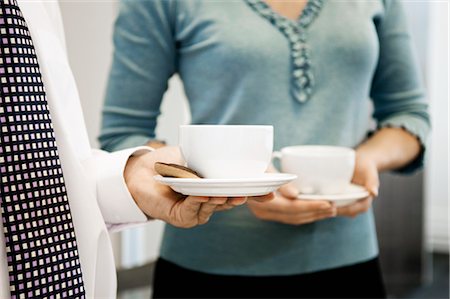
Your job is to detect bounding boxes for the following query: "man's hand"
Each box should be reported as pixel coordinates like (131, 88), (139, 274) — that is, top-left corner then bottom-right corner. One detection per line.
(123, 146), (267, 228)
(247, 183), (336, 225)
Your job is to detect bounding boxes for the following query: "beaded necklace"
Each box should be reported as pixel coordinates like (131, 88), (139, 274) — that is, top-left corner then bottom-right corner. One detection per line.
(244, 0), (324, 103)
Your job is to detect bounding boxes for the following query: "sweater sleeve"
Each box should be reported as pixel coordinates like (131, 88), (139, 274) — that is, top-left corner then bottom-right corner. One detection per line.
(99, 0), (177, 151)
(369, 0), (431, 174)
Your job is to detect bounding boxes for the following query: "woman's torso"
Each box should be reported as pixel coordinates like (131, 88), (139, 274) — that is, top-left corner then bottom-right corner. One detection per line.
(160, 0), (384, 275)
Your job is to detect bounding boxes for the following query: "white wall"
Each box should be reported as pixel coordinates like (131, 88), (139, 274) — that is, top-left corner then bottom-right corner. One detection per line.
(402, 0), (449, 253)
(58, 1), (188, 268)
(59, 0), (123, 266)
(424, 2), (449, 253)
(121, 77), (189, 268)
(59, 2), (115, 148)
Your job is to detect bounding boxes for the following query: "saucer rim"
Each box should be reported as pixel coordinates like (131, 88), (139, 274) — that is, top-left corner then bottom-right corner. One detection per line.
(296, 183), (369, 201)
(154, 173), (297, 197)
(153, 173), (297, 184)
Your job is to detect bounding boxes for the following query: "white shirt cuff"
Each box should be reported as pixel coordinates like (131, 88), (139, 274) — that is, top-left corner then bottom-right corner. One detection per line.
(83, 146), (153, 225)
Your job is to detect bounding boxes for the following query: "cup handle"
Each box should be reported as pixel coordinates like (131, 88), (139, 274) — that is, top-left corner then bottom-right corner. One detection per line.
(271, 152), (283, 173)
(272, 151), (282, 162)
(266, 151), (282, 172)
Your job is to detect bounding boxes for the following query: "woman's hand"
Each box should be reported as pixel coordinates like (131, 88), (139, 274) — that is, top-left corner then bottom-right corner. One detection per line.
(214, 195), (273, 211)
(338, 127), (422, 218)
(336, 150), (379, 218)
(247, 183), (336, 225)
(124, 146), (251, 228)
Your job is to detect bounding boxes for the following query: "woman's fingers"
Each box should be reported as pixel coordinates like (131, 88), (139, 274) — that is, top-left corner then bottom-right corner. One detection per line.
(250, 197), (333, 215)
(248, 194), (337, 225)
(337, 197), (373, 218)
(253, 208), (336, 225)
(298, 210), (337, 224)
(365, 177), (379, 197)
(352, 155), (380, 197)
(356, 167), (379, 197)
(248, 193), (275, 202)
(278, 182), (299, 199)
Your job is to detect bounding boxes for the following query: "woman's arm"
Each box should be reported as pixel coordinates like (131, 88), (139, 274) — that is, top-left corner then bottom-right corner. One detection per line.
(357, 127), (421, 173)
(368, 0), (430, 172)
(337, 127), (422, 218)
(99, 0), (177, 151)
(338, 0), (430, 218)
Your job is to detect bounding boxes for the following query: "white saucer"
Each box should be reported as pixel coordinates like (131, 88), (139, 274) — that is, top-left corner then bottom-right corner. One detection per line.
(154, 173), (297, 197)
(297, 184), (369, 207)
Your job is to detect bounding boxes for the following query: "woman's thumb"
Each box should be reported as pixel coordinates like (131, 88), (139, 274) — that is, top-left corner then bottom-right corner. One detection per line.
(365, 175), (379, 197)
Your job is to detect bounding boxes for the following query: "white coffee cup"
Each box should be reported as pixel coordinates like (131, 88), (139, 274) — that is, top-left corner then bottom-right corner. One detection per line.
(179, 125), (273, 179)
(273, 145), (355, 195)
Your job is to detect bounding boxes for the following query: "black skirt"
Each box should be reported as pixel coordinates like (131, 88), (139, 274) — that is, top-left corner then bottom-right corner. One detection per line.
(152, 257), (387, 299)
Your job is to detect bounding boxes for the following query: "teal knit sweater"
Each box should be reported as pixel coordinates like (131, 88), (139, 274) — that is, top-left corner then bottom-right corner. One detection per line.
(100, 0), (429, 275)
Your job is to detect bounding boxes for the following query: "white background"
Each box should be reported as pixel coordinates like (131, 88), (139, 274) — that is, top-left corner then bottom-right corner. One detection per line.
(59, 1), (449, 268)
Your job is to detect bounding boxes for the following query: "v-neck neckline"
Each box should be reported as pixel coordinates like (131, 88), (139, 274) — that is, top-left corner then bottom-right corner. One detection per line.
(244, 0), (324, 103)
(263, 0), (309, 23)
(246, 0), (323, 29)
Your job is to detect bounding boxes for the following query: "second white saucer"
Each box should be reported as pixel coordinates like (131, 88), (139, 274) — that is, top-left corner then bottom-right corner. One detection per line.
(297, 184), (369, 207)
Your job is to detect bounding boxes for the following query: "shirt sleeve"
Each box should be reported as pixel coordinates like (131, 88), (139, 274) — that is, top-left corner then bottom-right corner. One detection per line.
(81, 146), (153, 227)
(369, 0), (431, 174)
(99, 0), (177, 151)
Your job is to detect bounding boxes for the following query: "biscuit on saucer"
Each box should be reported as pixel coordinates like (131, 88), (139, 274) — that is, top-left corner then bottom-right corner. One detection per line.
(154, 162), (202, 179)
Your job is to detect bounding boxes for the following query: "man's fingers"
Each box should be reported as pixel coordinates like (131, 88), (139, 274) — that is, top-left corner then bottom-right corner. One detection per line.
(182, 196), (209, 213)
(226, 197), (247, 206)
(215, 204), (235, 211)
(165, 196), (209, 228)
(213, 197), (251, 211)
(197, 202), (218, 225)
(179, 196), (248, 226)
(207, 197), (228, 205)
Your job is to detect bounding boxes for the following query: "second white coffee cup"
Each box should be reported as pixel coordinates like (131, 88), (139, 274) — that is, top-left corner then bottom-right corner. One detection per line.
(273, 145), (355, 195)
(179, 125), (273, 179)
